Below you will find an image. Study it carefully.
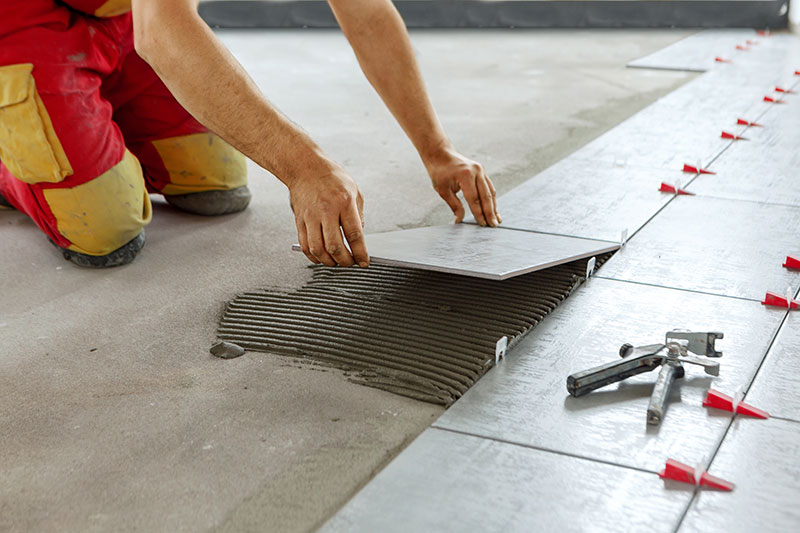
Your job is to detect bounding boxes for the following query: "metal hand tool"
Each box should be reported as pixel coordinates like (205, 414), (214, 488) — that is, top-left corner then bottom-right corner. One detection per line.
(566, 331), (723, 425)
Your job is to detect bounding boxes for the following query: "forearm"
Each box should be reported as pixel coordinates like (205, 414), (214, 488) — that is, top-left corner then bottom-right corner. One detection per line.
(132, 0), (335, 187)
(329, 0), (451, 161)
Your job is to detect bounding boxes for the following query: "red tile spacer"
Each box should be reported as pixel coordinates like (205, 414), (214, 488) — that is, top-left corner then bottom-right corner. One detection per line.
(721, 131), (747, 141)
(659, 458), (734, 491)
(659, 459), (696, 484)
(703, 388), (735, 411)
(757, 30), (772, 37)
(682, 164), (715, 175)
(736, 45), (749, 51)
(700, 472), (735, 491)
(783, 255), (800, 269)
(761, 291), (800, 309)
(795, 70), (800, 76)
(703, 389), (770, 419)
(776, 87), (794, 94)
(736, 402), (770, 419)
(746, 40), (758, 45)
(659, 182), (694, 195)
(737, 118), (763, 127)
(764, 96), (786, 104)
(714, 56), (732, 63)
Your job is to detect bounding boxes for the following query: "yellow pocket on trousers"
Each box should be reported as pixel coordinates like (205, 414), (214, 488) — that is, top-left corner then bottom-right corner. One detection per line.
(0, 63), (73, 184)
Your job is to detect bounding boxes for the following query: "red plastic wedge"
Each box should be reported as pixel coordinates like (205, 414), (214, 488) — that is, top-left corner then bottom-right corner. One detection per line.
(736, 45), (749, 51)
(737, 118), (763, 127)
(736, 402), (770, 419)
(715, 57), (732, 63)
(682, 164), (715, 175)
(703, 388), (735, 411)
(703, 389), (770, 419)
(659, 459), (696, 484)
(761, 291), (800, 309)
(746, 40), (758, 45)
(783, 255), (800, 269)
(659, 459), (734, 491)
(757, 30), (772, 37)
(795, 70), (800, 76)
(659, 182), (694, 195)
(764, 96), (786, 103)
(775, 86), (794, 94)
(721, 131), (747, 141)
(700, 472), (735, 491)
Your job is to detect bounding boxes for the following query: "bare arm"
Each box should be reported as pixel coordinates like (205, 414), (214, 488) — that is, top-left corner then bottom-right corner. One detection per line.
(328, 0), (500, 226)
(131, 0), (369, 267)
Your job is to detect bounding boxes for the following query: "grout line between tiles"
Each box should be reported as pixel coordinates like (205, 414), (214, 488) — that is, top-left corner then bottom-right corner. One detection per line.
(671, 305), (791, 533)
(430, 425), (658, 475)
(593, 276), (761, 303)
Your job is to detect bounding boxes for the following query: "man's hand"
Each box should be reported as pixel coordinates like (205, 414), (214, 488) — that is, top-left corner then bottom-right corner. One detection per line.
(290, 168), (369, 268)
(425, 146), (501, 227)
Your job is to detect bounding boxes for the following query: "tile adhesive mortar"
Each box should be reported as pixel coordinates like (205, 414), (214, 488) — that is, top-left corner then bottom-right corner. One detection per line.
(216, 254), (612, 406)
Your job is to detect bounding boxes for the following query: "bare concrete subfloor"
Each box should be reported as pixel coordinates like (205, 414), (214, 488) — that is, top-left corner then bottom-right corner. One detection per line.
(0, 29), (693, 532)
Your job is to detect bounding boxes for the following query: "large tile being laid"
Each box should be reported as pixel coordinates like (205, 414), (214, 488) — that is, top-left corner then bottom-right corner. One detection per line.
(745, 312), (800, 422)
(434, 278), (784, 473)
(678, 418), (800, 533)
(598, 195), (800, 301)
(493, 158), (680, 241)
(322, 428), (692, 533)
(627, 29), (756, 72)
(294, 224), (618, 280)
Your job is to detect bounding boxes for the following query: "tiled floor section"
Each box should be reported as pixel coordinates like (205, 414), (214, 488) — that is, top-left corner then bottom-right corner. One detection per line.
(323, 31), (800, 531)
(434, 278), (785, 472)
(322, 428), (693, 533)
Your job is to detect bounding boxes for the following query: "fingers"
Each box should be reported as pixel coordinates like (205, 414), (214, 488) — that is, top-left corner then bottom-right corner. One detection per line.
(438, 186), (466, 223)
(458, 171), (487, 227)
(307, 221), (337, 267)
(322, 214), (356, 267)
(487, 174), (502, 223)
(295, 218), (320, 264)
(476, 173), (499, 227)
(341, 202), (370, 267)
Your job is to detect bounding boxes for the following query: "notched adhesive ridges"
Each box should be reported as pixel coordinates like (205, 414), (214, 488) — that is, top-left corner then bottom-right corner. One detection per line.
(217, 255), (611, 406)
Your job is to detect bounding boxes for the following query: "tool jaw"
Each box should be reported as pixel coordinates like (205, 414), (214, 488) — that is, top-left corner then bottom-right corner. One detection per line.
(665, 330), (723, 358)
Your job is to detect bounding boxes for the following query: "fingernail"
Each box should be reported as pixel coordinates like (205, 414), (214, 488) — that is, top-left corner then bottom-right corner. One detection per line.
(479, 221), (486, 227)
(359, 261), (369, 268)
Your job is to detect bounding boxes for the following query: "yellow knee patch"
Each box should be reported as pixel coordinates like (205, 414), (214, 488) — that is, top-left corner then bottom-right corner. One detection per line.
(93, 0), (131, 17)
(44, 150), (152, 256)
(0, 64), (73, 184)
(152, 133), (248, 196)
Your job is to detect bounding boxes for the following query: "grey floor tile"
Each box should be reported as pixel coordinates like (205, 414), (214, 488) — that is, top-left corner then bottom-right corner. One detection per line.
(434, 278), (785, 473)
(598, 195), (800, 301)
(678, 417), (800, 533)
(687, 127), (800, 207)
(322, 428), (692, 533)
(568, 113), (733, 171)
(746, 312), (800, 422)
(312, 224), (618, 280)
(627, 29), (756, 72)
(492, 158), (678, 241)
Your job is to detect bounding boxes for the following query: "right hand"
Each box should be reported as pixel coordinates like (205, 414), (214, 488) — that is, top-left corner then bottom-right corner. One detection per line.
(289, 166), (370, 268)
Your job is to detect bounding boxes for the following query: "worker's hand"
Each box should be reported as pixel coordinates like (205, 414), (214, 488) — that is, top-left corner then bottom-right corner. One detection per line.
(290, 167), (370, 268)
(425, 145), (501, 227)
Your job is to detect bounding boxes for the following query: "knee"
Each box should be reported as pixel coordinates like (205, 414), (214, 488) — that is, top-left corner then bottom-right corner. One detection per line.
(44, 150), (152, 256)
(151, 132), (248, 195)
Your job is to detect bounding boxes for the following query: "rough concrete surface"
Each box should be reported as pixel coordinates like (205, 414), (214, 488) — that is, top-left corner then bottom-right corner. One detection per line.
(0, 29), (692, 532)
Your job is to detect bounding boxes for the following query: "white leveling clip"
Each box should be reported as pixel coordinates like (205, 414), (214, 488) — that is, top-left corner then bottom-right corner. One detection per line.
(585, 256), (597, 281)
(495, 336), (508, 364)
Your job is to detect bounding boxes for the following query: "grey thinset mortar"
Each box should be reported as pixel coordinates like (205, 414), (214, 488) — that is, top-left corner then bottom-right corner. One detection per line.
(217, 254), (611, 406)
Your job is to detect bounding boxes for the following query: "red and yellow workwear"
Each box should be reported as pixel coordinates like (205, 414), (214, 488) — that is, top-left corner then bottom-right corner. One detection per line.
(0, 1), (247, 257)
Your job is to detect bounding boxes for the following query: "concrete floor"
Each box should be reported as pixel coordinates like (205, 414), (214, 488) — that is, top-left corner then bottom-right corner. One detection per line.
(0, 29), (693, 532)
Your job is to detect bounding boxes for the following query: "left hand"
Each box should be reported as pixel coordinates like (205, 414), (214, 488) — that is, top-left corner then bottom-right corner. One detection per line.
(424, 145), (501, 227)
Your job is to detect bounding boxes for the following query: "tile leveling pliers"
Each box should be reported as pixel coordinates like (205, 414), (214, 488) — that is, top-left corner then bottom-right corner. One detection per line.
(566, 331), (723, 425)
